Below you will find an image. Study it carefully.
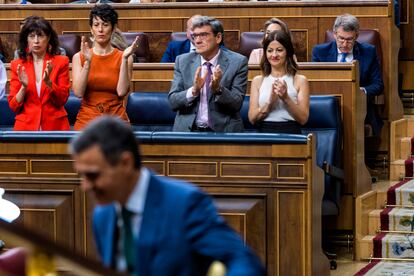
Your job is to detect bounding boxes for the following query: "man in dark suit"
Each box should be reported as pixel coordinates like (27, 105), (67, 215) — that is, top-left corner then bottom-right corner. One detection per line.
(70, 116), (266, 276)
(161, 15), (201, 63)
(312, 13), (384, 136)
(168, 16), (248, 132)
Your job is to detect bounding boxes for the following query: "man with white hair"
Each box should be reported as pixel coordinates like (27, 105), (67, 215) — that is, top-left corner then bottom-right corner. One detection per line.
(312, 13), (384, 137)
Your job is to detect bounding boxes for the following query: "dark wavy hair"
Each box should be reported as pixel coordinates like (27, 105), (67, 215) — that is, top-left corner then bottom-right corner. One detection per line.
(89, 4), (118, 29)
(18, 16), (60, 60)
(260, 30), (298, 77)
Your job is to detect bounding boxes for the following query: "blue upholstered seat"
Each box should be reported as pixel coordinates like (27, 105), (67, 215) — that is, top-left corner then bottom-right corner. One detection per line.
(0, 96), (15, 131)
(126, 92), (176, 131)
(302, 95), (342, 216)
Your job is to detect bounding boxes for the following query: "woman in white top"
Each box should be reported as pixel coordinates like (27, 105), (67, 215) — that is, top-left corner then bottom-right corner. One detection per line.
(248, 30), (309, 134)
(248, 18), (291, 65)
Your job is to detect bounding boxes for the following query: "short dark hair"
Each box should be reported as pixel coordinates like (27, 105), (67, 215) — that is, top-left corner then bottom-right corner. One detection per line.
(89, 4), (118, 29)
(192, 16), (224, 46)
(260, 30), (298, 77)
(18, 16), (60, 60)
(70, 116), (141, 169)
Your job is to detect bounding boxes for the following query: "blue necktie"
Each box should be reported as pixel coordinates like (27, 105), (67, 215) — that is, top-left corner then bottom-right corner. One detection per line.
(340, 52), (348, 62)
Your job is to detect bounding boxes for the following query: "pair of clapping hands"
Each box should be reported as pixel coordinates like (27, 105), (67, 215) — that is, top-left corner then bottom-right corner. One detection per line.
(269, 78), (288, 103)
(79, 35), (140, 64)
(192, 65), (222, 97)
(17, 61), (53, 89)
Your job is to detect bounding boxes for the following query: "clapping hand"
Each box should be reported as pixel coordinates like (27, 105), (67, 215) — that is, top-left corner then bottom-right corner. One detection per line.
(123, 36), (139, 60)
(211, 65), (222, 93)
(43, 60), (53, 88)
(17, 64), (28, 88)
(80, 36), (92, 65)
(192, 66), (208, 97)
(273, 79), (288, 101)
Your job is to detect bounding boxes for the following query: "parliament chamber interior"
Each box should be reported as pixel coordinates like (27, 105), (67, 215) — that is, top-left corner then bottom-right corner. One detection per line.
(0, 0), (413, 275)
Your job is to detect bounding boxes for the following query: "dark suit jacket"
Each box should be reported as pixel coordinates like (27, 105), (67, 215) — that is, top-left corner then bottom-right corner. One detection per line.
(92, 171), (266, 276)
(161, 39), (191, 63)
(8, 54), (70, 131)
(168, 49), (248, 132)
(311, 40), (384, 135)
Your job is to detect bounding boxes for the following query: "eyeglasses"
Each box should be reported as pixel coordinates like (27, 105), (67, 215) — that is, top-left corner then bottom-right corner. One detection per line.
(191, 32), (214, 40)
(336, 35), (356, 44)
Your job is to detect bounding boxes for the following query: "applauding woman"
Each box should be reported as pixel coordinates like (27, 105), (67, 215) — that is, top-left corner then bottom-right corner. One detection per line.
(8, 16), (70, 131)
(248, 30), (309, 134)
(72, 4), (138, 130)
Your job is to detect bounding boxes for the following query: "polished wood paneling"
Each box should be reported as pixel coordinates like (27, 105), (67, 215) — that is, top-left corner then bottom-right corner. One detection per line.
(0, 0), (403, 121)
(3, 188), (76, 249)
(0, 134), (328, 275)
(130, 63), (370, 198)
(214, 195), (266, 263)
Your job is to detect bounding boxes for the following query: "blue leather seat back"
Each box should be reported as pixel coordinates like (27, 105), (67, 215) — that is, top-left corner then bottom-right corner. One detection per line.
(301, 95), (342, 215)
(0, 96), (15, 130)
(64, 92), (81, 127)
(240, 96), (256, 131)
(127, 92), (176, 131)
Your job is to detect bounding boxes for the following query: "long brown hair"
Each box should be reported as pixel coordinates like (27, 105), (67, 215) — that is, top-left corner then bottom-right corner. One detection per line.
(260, 30), (298, 77)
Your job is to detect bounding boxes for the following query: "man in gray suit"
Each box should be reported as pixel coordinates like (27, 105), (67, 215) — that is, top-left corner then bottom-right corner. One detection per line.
(168, 16), (248, 132)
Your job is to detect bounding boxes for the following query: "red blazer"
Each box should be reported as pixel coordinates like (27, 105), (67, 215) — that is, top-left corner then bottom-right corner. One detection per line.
(8, 54), (70, 131)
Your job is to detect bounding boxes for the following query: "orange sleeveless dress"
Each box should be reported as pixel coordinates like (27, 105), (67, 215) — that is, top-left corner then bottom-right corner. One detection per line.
(74, 48), (129, 130)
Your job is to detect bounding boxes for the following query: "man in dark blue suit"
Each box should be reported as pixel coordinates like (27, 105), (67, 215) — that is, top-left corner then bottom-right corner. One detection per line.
(161, 15), (201, 63)
(70, 116), (266, 276)
(312, 14), (384, 137)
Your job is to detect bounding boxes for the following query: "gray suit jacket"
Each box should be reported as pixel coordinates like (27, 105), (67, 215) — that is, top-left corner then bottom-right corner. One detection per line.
(168, 49), (248, 132)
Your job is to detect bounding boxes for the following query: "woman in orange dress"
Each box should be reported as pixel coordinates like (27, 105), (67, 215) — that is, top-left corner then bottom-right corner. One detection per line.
(72, 4), (138, 130)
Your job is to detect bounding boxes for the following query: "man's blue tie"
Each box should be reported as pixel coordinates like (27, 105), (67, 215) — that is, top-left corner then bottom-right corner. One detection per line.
(340, 52), (348, 62)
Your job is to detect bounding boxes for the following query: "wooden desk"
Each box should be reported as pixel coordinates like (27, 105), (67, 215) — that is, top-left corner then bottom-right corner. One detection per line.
(0, 133), (329, 276)
(3, 62), (371, 232)
(0, 0), (403, 121)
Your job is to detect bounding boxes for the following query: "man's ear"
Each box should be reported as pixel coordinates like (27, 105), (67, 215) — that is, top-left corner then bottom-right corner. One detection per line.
(120, 151), (134, 169)
(216, 32), (223, 45)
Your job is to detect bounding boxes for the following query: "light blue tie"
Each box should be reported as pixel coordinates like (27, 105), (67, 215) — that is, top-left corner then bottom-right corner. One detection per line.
(340, 52), (348, 62)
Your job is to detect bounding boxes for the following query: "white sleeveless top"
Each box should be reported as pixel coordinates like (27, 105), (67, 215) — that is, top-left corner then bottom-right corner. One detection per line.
(258, 74), (298, 122)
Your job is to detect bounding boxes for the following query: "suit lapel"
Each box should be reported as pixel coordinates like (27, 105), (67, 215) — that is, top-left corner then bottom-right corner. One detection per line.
(136, 172), (164, 275)
(99, 205), (117, 267)
(40, 54), (53, 104)
(190, 54), (201, 89)
(209, 50), (229, 102)
(328, 41), (339, 62)
(24, 59), (41, 104)
(353, 42), (361, 61)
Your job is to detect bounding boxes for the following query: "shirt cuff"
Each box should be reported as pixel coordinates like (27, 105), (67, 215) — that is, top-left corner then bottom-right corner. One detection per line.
(361, 87), (367, 94)
(186, 87), (196, 102)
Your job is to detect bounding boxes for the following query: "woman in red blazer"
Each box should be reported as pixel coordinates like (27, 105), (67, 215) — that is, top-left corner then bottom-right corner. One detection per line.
(8, 16), (70, 131)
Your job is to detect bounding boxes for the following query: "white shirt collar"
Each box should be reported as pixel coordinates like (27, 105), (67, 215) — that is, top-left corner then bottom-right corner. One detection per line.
(122, 167), (150, 215)
(337, 48), (353, 55)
